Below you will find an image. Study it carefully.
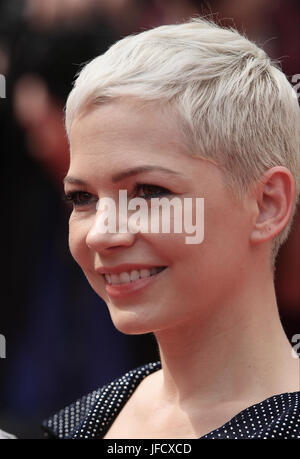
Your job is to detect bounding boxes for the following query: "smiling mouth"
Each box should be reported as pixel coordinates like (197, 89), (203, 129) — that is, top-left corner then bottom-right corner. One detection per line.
(103, 266), (167, 285)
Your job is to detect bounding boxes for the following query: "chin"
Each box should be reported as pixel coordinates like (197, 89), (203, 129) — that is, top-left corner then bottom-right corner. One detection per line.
(108, 309), (158, 336)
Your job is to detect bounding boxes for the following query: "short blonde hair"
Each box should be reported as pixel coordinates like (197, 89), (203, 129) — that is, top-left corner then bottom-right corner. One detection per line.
(65, 17), (300, 268)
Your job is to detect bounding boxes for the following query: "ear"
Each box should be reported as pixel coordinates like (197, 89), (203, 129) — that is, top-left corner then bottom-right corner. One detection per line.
(250, 166), (295, 245)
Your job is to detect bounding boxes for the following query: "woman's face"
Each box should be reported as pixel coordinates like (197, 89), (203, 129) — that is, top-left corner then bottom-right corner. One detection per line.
(65, 99), (252, 334)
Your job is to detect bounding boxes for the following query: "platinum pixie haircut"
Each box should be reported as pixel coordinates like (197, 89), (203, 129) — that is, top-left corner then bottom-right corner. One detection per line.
(65, 17), (300, 269)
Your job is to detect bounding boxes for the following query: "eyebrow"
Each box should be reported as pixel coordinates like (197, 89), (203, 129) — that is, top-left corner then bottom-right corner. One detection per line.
(63, 165), (183, 185)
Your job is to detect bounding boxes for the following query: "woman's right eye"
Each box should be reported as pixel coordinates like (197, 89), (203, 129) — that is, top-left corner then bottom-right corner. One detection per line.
(63, 191), (96, 208)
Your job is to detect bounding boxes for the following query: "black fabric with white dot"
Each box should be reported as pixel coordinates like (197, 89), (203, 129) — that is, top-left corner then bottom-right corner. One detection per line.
(42, 360), (300, 439)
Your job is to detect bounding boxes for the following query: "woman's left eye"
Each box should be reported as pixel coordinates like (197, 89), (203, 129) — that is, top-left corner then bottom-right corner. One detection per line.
(63, 184), (171, 208)
(63, 191), (96, 208)
(132, 184), (171, 199)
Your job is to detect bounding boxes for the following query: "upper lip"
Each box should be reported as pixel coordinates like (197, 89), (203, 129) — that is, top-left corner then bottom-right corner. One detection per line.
(96, 264), (166, 275)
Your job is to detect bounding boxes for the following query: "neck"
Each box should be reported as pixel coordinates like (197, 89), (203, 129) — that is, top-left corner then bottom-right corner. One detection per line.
(153, 268), (299, 409)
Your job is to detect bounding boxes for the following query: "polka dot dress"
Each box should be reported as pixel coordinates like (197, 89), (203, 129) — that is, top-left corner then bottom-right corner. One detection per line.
(42, 361), (300, 439)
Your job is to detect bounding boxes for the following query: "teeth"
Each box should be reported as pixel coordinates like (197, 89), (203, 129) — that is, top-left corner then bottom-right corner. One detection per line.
(119, 272), (130, 284)
(130, 270), (140, 282)
(104, 274), (112, 284)
(140, 269), (150, 279)
(104, 267), (165, 285)
(111, 274), (119, 284)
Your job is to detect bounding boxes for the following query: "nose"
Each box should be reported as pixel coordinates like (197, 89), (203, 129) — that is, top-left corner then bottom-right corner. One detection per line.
(86, 198), (135, 251)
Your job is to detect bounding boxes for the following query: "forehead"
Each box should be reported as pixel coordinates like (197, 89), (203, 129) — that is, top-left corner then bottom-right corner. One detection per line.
(67, 98), (226, 197)
(68, 99), (200, 181)
(69, 98), (189, 158)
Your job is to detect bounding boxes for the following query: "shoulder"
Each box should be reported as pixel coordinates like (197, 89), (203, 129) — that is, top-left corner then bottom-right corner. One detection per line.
(41, 361), (161, 439)
(203, 391), (300, 439)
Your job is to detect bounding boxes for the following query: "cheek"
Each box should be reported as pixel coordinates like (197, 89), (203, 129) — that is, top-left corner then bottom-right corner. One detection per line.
(145, 231), (187, 262)
(203, 196), (250, 259)
(68, 216), (90, 268)
(191, 208), (250, 303)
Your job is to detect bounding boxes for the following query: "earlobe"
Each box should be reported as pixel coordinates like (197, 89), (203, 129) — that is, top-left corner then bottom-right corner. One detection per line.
(250, 225), (274, 244)
(249, 167), (295, 246)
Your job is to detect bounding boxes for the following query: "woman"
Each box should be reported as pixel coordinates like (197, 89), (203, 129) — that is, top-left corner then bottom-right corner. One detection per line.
(42, 17), (300, 439)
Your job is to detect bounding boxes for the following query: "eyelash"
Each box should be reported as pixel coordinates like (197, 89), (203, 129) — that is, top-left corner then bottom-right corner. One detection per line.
(132, 183), (171, 200)
(63, 184), (171, 208)
(63, 191), (96, 207)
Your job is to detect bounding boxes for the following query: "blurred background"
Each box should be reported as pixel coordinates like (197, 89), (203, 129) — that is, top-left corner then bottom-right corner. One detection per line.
(0, 0), (299, 438)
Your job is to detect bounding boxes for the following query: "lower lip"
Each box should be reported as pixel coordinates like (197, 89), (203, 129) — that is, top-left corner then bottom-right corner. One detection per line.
(104, 268), (168, 299)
